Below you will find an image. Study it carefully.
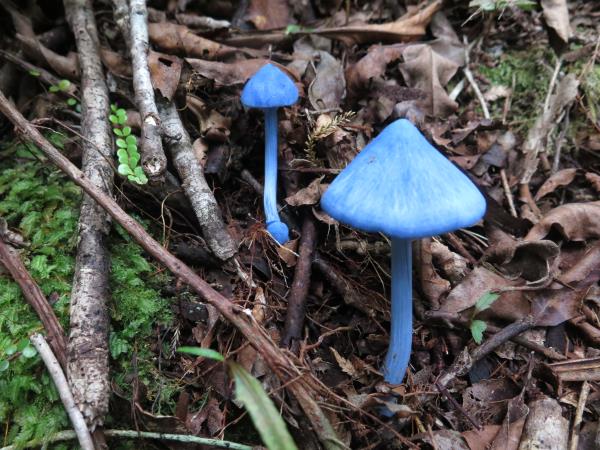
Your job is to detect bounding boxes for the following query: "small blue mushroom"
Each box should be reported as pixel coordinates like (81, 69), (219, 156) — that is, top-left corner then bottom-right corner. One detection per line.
(241, 64), (299, 244)
(321, 119), (486, 384)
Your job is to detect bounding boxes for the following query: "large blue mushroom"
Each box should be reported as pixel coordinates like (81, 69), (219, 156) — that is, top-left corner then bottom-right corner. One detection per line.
(241, 64), (298, 244)
(321, 118), (486, 384)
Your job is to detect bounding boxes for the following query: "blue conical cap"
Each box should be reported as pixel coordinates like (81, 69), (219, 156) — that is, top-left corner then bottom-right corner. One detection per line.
(321, 119), (486, 239)
(241, 64), (298, 109)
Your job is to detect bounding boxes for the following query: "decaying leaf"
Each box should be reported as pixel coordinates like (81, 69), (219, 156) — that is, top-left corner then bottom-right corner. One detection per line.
(285, 177), (328, 206)
(534, 168), (577, 201)
(187, 58), (295, 86)
(308, 51), (346, 111)
(246, 0), (290, 30)
(186, 95), (231, 142)
(541, 0), (572, 45)
(526, 201), (600, 242)
(148, 51), (182, 101)
(416, 238), (451, 308)
(330, 347), (357, 377)
(346, 44), (406, 92)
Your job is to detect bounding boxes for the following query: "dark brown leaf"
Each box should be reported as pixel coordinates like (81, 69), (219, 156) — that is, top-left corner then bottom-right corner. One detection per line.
(526, 202), (600, 242)
(148, 51), (182, 101)
(534, 168), (577, 201)
(246, 0), (290, 30)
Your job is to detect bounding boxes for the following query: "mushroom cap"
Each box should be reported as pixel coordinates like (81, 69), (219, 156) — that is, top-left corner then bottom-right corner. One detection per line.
(321, 119), (486, 239)
(241, 64), (298, 109)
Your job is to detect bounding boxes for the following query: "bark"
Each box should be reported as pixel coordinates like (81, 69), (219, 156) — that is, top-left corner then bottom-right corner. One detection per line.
(0, 91), (343, 450)
(64, 0), (112, 429)
(518, 397), (568, 449)
(129, 0), (167, 180)
(158, 99), (237, 261)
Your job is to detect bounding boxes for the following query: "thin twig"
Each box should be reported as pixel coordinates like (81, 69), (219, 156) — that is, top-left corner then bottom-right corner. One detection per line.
(0, 429), (253, 450)
(463, 36), (490, 120)
(569, 381), (590, 450)
(436, 381), (481, 430)
(500, 169), (518, 217)
(29, 334), (94, 450)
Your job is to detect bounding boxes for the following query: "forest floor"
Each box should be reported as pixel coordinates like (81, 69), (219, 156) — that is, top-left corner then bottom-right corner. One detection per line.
(0, 0), (599, 449)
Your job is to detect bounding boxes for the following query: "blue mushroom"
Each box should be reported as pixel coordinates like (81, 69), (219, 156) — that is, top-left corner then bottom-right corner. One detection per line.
(241, 64), (299, 244)
(321, 119), (486, 384)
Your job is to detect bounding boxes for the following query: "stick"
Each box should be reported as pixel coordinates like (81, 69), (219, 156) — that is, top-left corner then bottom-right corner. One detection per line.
(128, 0), (167, 180)
(29, 334), (94, 450)
(282, 215), (317, 346)
(569, 381), (590, 450)
(0, 429), (253, 450)
(158, 99), (237, 261)
(64, 0), (112, 429)
(463, 36), (490, 120)
(0, 239), (67, 368)
(0, 90), (342, 450)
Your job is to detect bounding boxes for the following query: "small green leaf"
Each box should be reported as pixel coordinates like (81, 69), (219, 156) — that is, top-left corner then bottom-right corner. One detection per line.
(470, 320), (487, 344)
(58, 79), (71, 91)
(474, 292), (500, 315)
(116, 108), (127, 117)
(125, 135), (137, 145)
(127, 144), (138, 156)
(111, 104), (118, 112)
(118, 164), (134, 176)
(22, 345), (37, 358)
(230, 362), (298, 450)
(109, 114), (119, 124)
(66, 98), (77, 106)
(5, 344), (17, 356)
(116, 138), (127, 148)
(49, 85), (59, 93)
(177, 346), (224, 362)
(28, 70), (41, 77)
(0, 360), (8, 372)
(122, 126), (131, 136)
(113, 128), (123, 136)
(117, 149), (129, 164)
(129, 153), (140, 168)
(75, 103), (81, 113)
(117, 116), (127, 125)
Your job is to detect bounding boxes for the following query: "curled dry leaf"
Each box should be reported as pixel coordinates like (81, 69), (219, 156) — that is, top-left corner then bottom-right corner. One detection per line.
(416, 238), (451, 309)
(100, 49), (132, 78)
(534, 168), (577, 201)
(585, 172), (600, 192)
(541, 0), (572, 45)
(245, 0), (290, 30)
(149, 22), (260, 59)
(187, 58), (285, 86)
(147, 51), (182, 101)
(308, 51), (346, 111)
(315, 0), (442, 45)
(346, 44), (406, 92)
(285, 177), (328, 206)
(399, 40), (461, 117)
(526, 201), (600, 242)
(16, 33), (79, 80)
(186, 95), (231, 142)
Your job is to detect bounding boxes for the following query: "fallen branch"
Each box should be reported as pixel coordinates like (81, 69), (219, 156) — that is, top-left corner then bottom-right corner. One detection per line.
(0, 90), (343, 450)
(29, 334), (94, 450)
(63, 0), (113, 429)
(129, 0), (167, 180)
(0, 239), (67, 368)
(158, 99), (237, 261)
(282, 215), (317, 347)
(0, 429), (253, 450)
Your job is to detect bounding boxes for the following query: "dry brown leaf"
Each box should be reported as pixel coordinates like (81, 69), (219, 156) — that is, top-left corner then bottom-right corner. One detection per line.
(541, 0), (572, 45)
(463, 425), (501, 450)
(186, 95), (231, 142)
(100, 49), (132, 78)
(148, 51), (182, 101)
(489, 396), (528, 450)
(246, 0), (290, 30)
(534, 168), (577, 201)
(314, 0), (442, 45)
(399, 41), (460, 117)
(525, 201), (600, 242)
(585, 172), (600, 192)
(285, 177), (328, 206)
(187, 58), (287, 86)
(277, 237), (299, 267)
(312, 207), (338, 225)
(330, 347), (357, 377)
(421, 430), (470, 450)
(416, 238), (451, 308)
(346, 44), (406, 92)
(308, 51), (346, 111)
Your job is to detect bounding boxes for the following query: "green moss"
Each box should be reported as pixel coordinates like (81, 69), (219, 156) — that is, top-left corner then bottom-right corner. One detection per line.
(0, 144), (176, 448)
(478, 48), (554, 128)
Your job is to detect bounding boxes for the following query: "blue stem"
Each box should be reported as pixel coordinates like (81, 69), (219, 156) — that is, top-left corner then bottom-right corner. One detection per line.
(263, 108), (289, 244)
(383, 238), (413, 384)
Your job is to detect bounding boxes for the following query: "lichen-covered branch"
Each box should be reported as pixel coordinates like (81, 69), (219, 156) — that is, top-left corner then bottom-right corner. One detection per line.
(64, 0), (112, 429)
(158, 99), (237, 261)
(129, 0), (167, 180)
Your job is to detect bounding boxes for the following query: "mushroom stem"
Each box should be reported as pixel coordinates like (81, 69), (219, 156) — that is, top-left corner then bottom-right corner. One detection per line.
(384, 238), (413, 384)
(263, 107), (289, 244)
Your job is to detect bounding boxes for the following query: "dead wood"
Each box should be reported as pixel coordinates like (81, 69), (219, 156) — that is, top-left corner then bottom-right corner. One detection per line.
(64, 0), (113, 429)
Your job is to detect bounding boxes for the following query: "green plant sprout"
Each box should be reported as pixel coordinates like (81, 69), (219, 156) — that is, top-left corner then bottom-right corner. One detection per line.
(178, 347), (298, 450)
(469, 291), (500, 344)
(49, 79), (71, 94)
(110, 104), (148, 185)
(46, 78), (80, 112)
